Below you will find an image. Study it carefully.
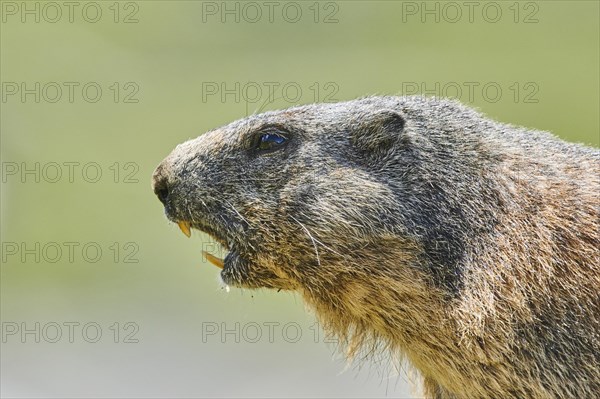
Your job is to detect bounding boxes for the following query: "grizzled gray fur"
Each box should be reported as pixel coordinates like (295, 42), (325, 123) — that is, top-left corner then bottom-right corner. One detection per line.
(152, 96), (600, 399)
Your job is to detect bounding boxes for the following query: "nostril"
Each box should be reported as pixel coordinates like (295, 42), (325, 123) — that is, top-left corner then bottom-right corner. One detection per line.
(152, 163), (172, 205)
(156, 186), (169, 205)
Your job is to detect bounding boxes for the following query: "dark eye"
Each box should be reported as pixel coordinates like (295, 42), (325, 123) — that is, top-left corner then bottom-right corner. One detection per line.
(256, 132), (288, 152)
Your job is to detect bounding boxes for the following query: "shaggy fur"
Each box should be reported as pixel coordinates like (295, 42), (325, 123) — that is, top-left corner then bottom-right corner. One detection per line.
(152, 96), (600, 398)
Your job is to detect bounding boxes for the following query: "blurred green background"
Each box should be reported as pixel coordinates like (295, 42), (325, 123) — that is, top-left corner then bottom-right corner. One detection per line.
(1, 1), (598, 397)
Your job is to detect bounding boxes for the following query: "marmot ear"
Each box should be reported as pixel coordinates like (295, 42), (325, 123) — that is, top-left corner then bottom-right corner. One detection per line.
(350, 110), (406, 154)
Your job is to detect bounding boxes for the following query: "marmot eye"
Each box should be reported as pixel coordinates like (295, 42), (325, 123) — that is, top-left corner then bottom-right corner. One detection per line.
(256, 132), (287, 152)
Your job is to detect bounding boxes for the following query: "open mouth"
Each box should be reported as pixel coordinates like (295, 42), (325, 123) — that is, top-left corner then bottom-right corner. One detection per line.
(173, 218), (293, 290)
(176, 220), (226, 270)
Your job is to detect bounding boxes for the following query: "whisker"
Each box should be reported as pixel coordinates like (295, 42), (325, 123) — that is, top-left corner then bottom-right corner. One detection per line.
(290, 215), (321, 267)
(294, 213), (343, 257)
(223, 200), (250, 226)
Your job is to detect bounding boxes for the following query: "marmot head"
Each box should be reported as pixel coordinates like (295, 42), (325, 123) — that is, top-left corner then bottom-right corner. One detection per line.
(151, 97), (432, 292)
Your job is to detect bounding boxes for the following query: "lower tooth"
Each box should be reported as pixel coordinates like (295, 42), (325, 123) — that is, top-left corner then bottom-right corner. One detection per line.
(202, 251), (224, 269)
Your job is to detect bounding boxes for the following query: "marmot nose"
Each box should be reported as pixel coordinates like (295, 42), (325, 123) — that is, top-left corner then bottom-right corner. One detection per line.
(152, 163), (171, 205)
